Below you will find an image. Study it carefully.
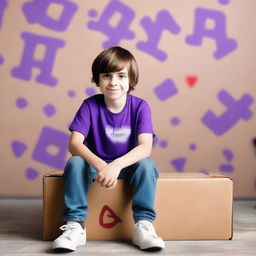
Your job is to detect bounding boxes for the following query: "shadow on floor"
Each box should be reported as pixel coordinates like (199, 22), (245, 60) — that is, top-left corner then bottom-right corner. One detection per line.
(0, 198), (43, 240)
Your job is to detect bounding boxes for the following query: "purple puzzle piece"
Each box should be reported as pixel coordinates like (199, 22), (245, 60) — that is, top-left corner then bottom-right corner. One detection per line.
(11, 141), (27, 158)
(32, 126), (69, 168)
(0, 0), (7, 29)
(201, 90), (254, 136)
(185, 8), (238, 59)
(154, 79), (178, 101)
(170, 117), (180, 126)
(87, 0), (135, 48)
(222, 149), (234, 162)
(171, 157), (186, 172)
(219, 164), (234, 173)
(159, 140), (168, 148)
(26, 167), (39, 180)
(137, 10), (181, 61)
(85, 87), (96, 97)
(11, 32), (65, 86)
(16, 97), (28, 109)
(22, 0), (78, 31)
(43, 104), (56, 117)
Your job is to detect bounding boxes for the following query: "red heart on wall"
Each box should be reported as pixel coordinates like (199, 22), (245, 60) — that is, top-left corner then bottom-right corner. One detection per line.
(99, 205), (122, 229)
(186, 75), (198, 87)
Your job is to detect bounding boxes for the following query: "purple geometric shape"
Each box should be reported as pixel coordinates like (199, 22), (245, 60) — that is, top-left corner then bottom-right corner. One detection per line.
(11, 32), (65, 86)
(88, 9), (98, 18)
(22, 0), (78, 32)
(159, 140), (168, 148)
(0, 55), (4, 65)
(189, 143), (197, 151)
(87, 0), (135, 48)
(219, 164), (234, 173)
(219, 0), (229, 5)
(185, 8), (238, 59)
(85, 87), (96, 97)
(170, 117), (180, 126)
(171, 157), (186, 172)
(25, 167), (39, 180)
(67, 90), (76, 98)
(0, 0), (8, 29)
(43, 104), (56, 117)
(154, 79), (178, 101)
(11, 140), (27, 158)
(137, 10), (181, 61)
(222, 149), (233, 162)
(201, 90), (254, 136)
(32, 126), (69, 168)
(16, 97), (28, 109)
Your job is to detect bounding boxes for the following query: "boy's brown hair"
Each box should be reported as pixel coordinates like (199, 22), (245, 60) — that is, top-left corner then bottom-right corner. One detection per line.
(91, 46), (139, 92)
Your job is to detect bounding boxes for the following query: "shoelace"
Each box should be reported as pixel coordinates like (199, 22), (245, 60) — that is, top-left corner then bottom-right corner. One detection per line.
(136, 222), (158, 238)
(59, 224), (80, 239)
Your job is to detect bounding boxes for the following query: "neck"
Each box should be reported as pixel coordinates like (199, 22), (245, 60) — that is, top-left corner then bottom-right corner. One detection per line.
(104, 95), (127, 113)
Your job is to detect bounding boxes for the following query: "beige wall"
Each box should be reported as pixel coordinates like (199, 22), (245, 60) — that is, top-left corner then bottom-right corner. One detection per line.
(0, 0), (255, 197)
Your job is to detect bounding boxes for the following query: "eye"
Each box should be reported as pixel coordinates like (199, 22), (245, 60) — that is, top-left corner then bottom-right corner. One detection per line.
(119, 74), (127, 79)
(102, 73), (110, 78)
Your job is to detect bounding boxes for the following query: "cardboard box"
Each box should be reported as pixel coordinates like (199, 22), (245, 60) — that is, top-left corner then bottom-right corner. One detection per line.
(43, 171), (233, 240)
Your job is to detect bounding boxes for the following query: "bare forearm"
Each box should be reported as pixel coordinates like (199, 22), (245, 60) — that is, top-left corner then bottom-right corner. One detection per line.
(114, 143), (152, 169)
(68, 142), (106, 171)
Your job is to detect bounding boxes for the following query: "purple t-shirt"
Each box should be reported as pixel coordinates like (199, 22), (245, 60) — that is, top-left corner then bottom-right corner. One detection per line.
(69, 94), (155, 162)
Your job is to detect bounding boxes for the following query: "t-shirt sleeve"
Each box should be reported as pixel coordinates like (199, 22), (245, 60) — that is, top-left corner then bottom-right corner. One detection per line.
(69, 101), (91, 137)
(137, 101), (156, 137)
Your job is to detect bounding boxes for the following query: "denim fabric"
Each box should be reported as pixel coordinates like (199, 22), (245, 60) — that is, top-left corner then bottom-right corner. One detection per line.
(61, 156), (159, 223)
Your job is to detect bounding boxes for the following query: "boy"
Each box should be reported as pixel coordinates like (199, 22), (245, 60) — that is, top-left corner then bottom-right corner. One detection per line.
(52, 46), (165, 252)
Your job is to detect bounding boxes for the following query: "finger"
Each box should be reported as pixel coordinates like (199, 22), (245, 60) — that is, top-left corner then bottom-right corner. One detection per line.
(105, 180), (114, 188)
(107, 179), (117, 189)
(101, 177), (110, 187)
(96, 174), (104, 183)
(96, 176), (105, 186)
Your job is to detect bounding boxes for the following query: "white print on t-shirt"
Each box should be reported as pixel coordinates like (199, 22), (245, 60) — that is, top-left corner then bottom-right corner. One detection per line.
(105, 125), (131, 143)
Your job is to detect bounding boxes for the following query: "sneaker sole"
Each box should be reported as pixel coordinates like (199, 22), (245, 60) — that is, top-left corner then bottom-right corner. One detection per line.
(142, 246), (164, 251)
(52, 247), (75, 253)
(52, 240), (86, 252)
(132, 239), (165, 251)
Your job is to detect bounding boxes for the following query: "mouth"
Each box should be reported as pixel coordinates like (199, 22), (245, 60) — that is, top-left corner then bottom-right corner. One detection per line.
(107, 88), (119, 92)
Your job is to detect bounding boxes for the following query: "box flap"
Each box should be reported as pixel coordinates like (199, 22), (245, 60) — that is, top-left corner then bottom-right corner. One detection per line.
(44, 170), (63, 177)
(159, 172), (232, 179)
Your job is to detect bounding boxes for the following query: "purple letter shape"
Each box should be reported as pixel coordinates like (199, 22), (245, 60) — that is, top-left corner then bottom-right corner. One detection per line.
(137, 10), (181, 62)
(201, 90), (254, 136)
(0, 0), (8, 29)
(22, 0), (78, 32)
(32, 126), (69, 169)
(87, 0), (135, 48)
(11, 32), (65, 86)
(185, 8), (238, 59)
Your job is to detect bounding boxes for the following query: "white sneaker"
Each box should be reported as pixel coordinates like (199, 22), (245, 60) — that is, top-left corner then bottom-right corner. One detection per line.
(132, 220), (165, 251)
(52, 221), (86, 252)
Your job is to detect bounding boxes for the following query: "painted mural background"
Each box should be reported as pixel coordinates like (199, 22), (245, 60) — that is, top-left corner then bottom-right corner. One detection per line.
(0, 0), (255, 197)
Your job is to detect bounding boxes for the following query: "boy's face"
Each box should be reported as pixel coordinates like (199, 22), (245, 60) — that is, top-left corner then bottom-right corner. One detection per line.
(99, 67), (129, 101)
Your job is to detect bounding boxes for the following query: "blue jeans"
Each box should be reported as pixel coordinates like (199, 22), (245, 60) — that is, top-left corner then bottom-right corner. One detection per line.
(62, 156), (159, 223)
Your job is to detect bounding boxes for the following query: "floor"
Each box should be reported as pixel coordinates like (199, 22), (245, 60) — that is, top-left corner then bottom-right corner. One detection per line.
(0, 199), (255, 256)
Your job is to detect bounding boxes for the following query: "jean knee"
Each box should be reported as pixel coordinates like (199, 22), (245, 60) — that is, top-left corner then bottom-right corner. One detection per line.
(134, 158), (159, 179)
(65, 156), (97, 184)
(67, 155), (85, 166)
(64, 156), (86, 176)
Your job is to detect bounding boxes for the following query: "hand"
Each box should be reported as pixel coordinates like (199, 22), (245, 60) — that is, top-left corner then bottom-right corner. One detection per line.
(96, 161), (122, 189)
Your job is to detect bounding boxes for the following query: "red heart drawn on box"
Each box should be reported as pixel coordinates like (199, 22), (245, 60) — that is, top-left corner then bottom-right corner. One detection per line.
(186, 75), (198, 87)
(99, 205), (122, 229)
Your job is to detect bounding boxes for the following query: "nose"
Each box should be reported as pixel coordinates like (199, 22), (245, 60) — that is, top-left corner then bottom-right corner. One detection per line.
(110, 75), (118, 86)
